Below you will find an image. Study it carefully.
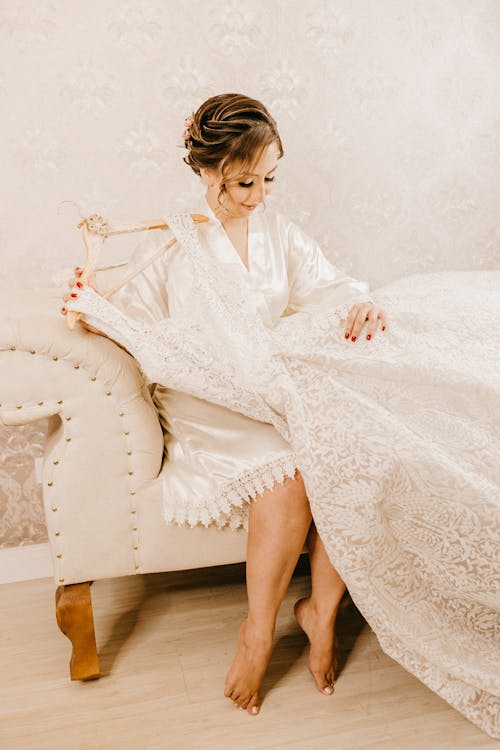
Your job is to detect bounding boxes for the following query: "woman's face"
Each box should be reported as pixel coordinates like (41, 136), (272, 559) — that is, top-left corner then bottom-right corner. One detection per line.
(203, 141), (280, 219)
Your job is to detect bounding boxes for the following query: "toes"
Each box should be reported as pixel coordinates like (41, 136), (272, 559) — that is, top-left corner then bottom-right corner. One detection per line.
(321, 682), (334, 695)
(226, 686), (244, 706)
(312, 671), (333, 695)
(247, 694), (260, 716)
(237, 695), (251, 710)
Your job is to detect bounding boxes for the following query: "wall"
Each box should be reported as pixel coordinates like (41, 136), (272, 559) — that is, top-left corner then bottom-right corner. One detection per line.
(1, 0), (499, 547)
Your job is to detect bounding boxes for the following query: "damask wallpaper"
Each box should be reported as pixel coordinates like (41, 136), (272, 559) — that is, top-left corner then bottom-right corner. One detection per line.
(1, 0), (499, 548)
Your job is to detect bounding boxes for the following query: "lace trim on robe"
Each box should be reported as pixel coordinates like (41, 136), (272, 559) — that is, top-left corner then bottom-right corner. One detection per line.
(162, 451), (300, 531)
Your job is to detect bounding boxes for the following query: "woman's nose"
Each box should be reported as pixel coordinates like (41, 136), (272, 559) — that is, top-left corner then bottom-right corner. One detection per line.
(251, 182), (266, 202)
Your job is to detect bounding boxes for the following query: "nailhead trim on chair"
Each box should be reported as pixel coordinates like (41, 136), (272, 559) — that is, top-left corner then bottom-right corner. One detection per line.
(3, 345), (142, 576)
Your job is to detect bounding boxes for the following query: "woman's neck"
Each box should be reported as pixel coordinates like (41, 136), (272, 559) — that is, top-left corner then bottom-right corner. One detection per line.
(205, 189), (247, 229)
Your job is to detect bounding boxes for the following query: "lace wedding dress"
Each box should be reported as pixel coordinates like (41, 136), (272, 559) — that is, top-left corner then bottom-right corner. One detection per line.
(66, 212), (500, 737)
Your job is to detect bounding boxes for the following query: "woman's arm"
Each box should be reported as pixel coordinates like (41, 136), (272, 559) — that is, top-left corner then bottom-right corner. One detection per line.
(78, 318), (133, 355)
(61, 267), (133, 355)
(284, 218), (388, 340)
(284, 218), (375, 314)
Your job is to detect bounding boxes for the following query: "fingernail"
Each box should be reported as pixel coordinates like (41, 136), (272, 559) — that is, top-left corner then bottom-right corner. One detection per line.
(351, 335), (356, 342)
(323, 685), (333, 695)
(70, 292), (78, 298)
(366, 334), (371, 340)
(252, 706), (258, 714)
(60, 307), (67, 315)
(75, 266), (82, 272)
(344, 332), (350, 339)
(76, 281), (83, 288)
(382, 326), (386, 331)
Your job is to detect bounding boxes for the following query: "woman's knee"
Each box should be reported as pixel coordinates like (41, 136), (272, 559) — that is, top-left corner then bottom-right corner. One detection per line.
(253, 467), (310, 515)
(286, 468), (308, 498)
(280, 469), (312, 517)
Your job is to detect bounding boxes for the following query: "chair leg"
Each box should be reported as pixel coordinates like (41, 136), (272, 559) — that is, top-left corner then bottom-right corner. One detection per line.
(55, 581), (101, 680)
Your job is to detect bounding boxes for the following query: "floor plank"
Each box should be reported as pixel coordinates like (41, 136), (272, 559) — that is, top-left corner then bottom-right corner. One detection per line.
(0, 559), (496, 750)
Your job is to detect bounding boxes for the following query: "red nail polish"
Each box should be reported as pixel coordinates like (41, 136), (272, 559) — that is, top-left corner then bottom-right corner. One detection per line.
(344, 332), (350, 339)
(60, 307), (67, 314)
(70, 292), (78, 298)
(351, 336), (357, 342)
(76, 281), (83, 288)
(366, 334), (371, 340)
(382, 326), (386, 331)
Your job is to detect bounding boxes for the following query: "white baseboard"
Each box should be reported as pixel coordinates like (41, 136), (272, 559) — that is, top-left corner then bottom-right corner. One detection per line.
(0, 542), (53, 584)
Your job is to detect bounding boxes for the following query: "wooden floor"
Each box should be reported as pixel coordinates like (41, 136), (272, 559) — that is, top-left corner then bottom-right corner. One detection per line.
(1, 557), (496, 750)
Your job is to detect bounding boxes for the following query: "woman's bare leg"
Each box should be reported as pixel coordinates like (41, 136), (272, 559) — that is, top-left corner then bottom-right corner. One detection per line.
(224, 469), (312, 716)
(294, 520), (346, 694)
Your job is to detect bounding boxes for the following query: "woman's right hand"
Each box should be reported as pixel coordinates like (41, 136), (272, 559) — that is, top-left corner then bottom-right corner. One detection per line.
(60, 266), (103, 335)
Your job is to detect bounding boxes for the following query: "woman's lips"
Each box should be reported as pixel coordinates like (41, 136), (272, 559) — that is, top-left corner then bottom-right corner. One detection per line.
(242, 203), (257, 210)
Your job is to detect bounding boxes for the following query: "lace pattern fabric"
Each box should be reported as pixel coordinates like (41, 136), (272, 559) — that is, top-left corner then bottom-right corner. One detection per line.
(66, 213), (500, 738)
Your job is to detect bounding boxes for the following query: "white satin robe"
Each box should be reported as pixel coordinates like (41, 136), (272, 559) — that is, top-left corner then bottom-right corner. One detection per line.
(109, 196), (374, 530)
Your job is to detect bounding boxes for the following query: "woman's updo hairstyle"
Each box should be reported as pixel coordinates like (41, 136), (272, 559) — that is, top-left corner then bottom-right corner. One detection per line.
(183, 93), (283, 203)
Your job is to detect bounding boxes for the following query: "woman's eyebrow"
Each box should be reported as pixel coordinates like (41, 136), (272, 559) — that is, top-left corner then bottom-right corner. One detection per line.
(246, 165), (279, 177)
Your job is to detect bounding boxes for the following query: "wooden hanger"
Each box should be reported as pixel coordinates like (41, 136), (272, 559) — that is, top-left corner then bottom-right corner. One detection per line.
(66, 213), (209, 330)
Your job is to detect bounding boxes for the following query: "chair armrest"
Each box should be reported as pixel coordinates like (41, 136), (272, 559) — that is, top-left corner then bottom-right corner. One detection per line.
(0, 289), (165, 583)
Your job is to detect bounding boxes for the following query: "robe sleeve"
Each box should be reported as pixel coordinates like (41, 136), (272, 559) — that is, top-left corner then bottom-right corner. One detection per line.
(284, 218), (375, 315)
(102, 231), (172, 324)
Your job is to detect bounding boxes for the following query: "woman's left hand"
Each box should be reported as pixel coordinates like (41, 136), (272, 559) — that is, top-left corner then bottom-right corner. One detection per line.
(344, 301), (388, 342)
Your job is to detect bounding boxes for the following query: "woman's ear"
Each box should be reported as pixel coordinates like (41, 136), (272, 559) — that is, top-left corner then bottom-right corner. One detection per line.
(200, 167), (216, 187)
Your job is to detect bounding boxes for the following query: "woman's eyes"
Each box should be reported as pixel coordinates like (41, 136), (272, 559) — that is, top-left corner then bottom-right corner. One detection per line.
(239, 177), (275, 188)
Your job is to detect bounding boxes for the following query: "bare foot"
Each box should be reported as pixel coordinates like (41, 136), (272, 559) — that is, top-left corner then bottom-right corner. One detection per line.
(224, 618), (273, 716)
(294, 596), (339, 695)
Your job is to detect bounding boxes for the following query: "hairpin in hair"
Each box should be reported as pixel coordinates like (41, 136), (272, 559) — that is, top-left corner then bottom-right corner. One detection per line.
(182, 116), (193, 141)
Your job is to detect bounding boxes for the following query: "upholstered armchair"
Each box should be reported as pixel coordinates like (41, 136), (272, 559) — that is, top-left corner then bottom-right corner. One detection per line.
(0, 284), (250, 681)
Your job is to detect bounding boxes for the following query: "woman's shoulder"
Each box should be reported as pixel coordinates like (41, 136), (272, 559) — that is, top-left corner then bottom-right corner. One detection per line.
(260, 206), (314, 251)
(260, 205), (301, 237)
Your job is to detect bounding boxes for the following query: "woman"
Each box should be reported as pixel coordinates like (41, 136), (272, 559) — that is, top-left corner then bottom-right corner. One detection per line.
(62, 93), (499, 736)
